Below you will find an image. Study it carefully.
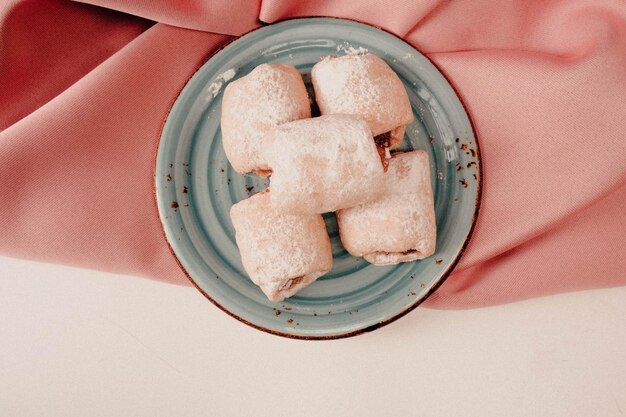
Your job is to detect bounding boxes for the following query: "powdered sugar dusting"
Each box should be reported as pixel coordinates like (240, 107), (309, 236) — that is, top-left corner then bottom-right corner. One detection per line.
(204, 68), (237, 102)
(265, 115), (385, 214)
(230, 191), (332, 301)
(336, 42), (369, 55)
(221, 64), (311, 174)
(337, 151), (436, 264)
(312, 53), (413, 137)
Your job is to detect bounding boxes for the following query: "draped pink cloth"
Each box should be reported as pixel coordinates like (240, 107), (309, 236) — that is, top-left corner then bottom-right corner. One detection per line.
(1, 0), (624, 309)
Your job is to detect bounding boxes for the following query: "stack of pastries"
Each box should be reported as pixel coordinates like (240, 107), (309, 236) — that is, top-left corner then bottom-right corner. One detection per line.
(221, 53), (436, 302)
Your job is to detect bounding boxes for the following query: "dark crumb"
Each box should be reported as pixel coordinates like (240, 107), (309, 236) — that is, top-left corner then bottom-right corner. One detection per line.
(420, 283), (425, 288)
(283, 306), (292, 311)
(410, 291), (417, 296)
(429, 136), (435, 144)
(275, 310), (281, 316)
(182, 186), (188, 193)
(310, 100), (321, 118)
(166, 174), (172, 182)
(454, 198), (459, 202)
(182, 163), (189, 167)
(216, 275), (220, 280)
(227, 178), (231, 185)
(473, 174), (478, 180)
(467, 162), (476, 168)
(287, 318), (293, 324)
(455, 138), (460, 143)
(328, 311), (331, 315)
(170, 201), (179, 209)
(245, 185), (254, 193)
(460, 143), (468, 150)
(169, 163), (173, 168)
(185, 168), (191, 176)
(410, 275), (414, 279)
(220, 168), (224, 173)
(296, 323), (300, 326)
(435, 259), (443, 264)
(466, 152), (470, 156)
(469, 149), (476, 157)
(456, 165), (463, 171)
(183, 204), (189, 207)
(374, 132), (392, 171)
(460, 178), (468, 188)
(313, 312), (317, 316)
(374, 132), (391, 148)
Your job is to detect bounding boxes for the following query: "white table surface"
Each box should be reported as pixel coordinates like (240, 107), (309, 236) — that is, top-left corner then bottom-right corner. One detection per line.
(1, 255), (624, 417)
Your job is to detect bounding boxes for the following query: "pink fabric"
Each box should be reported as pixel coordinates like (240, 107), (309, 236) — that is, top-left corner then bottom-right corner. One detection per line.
(0, 0), (624, 308)
(78, 0), (260, 35)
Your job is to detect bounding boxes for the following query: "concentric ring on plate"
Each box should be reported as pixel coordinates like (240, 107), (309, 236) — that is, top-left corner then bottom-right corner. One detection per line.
(155, 17), (481, 339)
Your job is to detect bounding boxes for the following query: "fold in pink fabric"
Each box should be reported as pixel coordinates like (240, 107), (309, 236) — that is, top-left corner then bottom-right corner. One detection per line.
(0, 0), (624, 309)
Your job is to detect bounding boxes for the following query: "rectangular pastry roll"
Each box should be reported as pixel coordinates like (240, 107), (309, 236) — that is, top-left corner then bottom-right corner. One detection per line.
(337, 151), (436, 265)
(263, 114), (385, 214)
(312, 53), (413, 150)
(230, 191), (332, 301)
(221, 64), (311, 177)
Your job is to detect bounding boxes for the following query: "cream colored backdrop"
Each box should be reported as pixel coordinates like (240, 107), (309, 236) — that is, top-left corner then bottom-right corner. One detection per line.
(1, 256), (624, 417)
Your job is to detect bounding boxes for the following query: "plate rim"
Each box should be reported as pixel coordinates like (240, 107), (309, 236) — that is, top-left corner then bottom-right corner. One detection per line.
(153, 16), (483, 340)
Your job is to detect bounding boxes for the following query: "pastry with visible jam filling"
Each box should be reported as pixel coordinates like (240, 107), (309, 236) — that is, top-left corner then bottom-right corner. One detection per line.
(337, 151), (436, 265)
(230, 190), (332, 301)
(312, 53), (413, 160)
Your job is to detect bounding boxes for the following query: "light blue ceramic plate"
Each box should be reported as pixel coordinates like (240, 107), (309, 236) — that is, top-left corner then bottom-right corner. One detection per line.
(155, 18), (481, 339)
